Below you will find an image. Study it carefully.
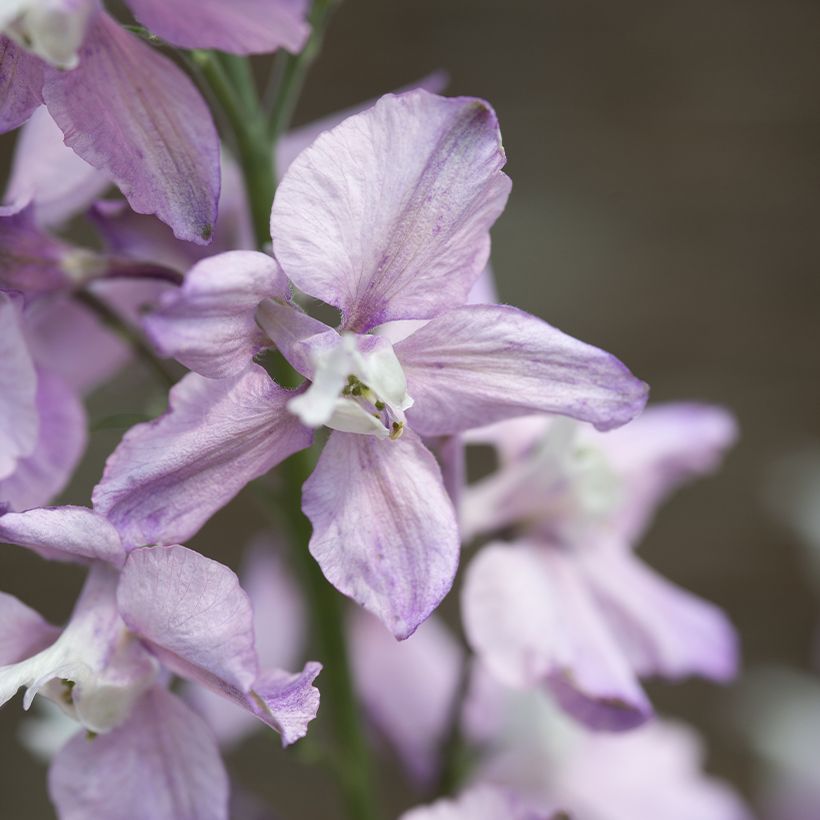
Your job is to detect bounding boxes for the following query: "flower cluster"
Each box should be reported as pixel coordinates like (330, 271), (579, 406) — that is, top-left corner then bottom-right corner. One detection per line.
(0, 5), (752, 819)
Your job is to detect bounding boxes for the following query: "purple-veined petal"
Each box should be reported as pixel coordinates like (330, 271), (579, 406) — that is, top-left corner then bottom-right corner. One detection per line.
(0, 291), (38, 479)
(0, 506), (125, 567)
(461, 542), (651, 731)
(48, 686), (229, 820)
(401, 785), (557, 820)
(396, 304), (648, 436)
(126, 0), (309, 55)
(350, 611), (463, 784)
(0, 35), (43, 133)
(588, 403), (738, 543)
(0, 565), (157, 732)
(5, 106), (109, 226)
(0, 592), (59, 665)
(0, 368), (87, 511)
(303, 429), (460, 639)
(92, 366), (312, 548)
(144, 251), (287, 378)
(118, 545), (321, 746)
(579, 546), (738, 683)
(42, 13), (220, 244)
(271, 90), (511, 331)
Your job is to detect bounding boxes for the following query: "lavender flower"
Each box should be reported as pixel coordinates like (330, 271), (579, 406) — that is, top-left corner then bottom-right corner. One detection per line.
(92, 90), (648, 639)
(0, 506), (321, 819)
(460, 404), (740, 729)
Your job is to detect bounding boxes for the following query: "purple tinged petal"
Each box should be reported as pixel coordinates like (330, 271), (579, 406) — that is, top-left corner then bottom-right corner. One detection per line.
(5, 106), (109, 227)
(0, 36), (43, 133)
(396, 304), (649, 436)
(125, 0), (309, 55)
(271, 90), (511, 331)
(144, 251), (288, 378)
(401, 785), (557, 820)
(0, 506), (125, 567)
(92, 366), (312, 548)
(349, 612), (463, 784)
(303, 429), (460, 639)
(0, 292), (38, 479)
(580, 548), (739, 683)
(461, 543), (651, 731)
(42, 13), (220, 244)
(0, 368), (87, 511)
(48, 686), (229, 820)
(0, 592), (59, 665)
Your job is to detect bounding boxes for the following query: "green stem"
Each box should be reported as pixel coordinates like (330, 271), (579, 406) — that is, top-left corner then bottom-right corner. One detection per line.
(74, 290), (176, 389)
(269, 0), (339, 149)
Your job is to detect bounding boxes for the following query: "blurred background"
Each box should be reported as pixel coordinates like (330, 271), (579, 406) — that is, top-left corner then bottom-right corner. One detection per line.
(2, 0), (820, 817)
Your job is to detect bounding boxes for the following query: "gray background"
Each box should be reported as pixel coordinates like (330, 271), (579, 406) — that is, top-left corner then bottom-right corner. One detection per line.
(2, 0), (820, 817)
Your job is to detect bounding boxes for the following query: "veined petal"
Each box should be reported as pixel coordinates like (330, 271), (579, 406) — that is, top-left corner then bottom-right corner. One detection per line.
(350, 612), (463, 784)
(461, 543), (651, 731)
(0, 506), (125, 567)
(396, 304), (648, 436)
(0, 36), (43, 133)
(144, 251), (288, 378)
(580, 547), (738, 683)
(0, 368), (87, 511)
(303, 429), (460, 639)
(0, 292), (38, 479)
(5, 107), (109, 228)
(42, 13), (220, 244)
(92, 366), (312, 548)
(48, 686), (229, 820)
(272, 90), (510, 331)
(126, 0), (309, 55)
(0, 592), (59, 665)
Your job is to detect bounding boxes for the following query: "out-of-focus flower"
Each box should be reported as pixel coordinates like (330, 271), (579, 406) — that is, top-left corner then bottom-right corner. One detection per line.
(0, 506), (321, 819)
(461, 405), (739, 729)
(92, 90), (648, 640)
(400, 784), (559, 820)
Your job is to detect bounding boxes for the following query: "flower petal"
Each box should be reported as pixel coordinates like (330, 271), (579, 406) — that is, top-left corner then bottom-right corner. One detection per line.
(0, 592), (59, 665)
(461, 542), (651, 730)
(42, 13), (219, 244)
(350, 612), (463, 784)
(144, 251), (288, 378)
(48, 686), (229, 820)
(401, 785), (557, 820)
(5, 106), (109, 227)
(0, 368), (87, 511)
(92, 366), (312, 548)
(0, 292), (38, 479)
(0, 506), (125, 566)
(396, 304), (648, 436)
(580, 547), (738, 683)
(0, 36), (43, 133)
(303, 429), (460, 639)
(126, 0), (309, 55)
(271, 90), (510, 331)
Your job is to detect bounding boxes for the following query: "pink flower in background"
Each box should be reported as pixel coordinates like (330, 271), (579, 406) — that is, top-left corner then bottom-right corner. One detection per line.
(461, 404), (740, 729)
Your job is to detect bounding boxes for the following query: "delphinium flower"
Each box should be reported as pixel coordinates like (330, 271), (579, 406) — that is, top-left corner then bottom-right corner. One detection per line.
(460, 404), (739, 729)
(0, 506), (321, 819)
(0, 0), (310, 242)
(91, 89), (649, 640)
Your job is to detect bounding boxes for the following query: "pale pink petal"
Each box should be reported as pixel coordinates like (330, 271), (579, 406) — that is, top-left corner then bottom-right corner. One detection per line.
(42, 13), (219, 244)
(126, 0), (309, 55)
(0, 368), (87, 511)
(0, 506), (125, 567)
(92, 366), (312, 548)
(0, 592), (59, 665)
(48, 686), (229, 820)
(271, 90), (510, 331)
(396, 304), (648, 436)
(0, 36), (43, 133)
(144, 251), (288, 378)
(350, 611), (463, 784)
(303, 429), (460, 639)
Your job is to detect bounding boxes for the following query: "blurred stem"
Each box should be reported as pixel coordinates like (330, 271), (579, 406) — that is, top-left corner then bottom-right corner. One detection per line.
(74, 290), (176, 389)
